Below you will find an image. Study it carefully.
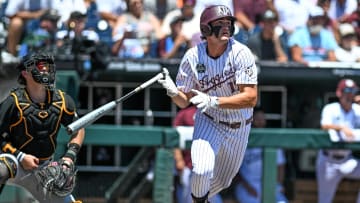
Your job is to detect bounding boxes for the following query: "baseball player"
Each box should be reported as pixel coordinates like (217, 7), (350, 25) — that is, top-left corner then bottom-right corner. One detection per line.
(158, 4), (258, 203)
(0, 52), (85, 203)
(317, 78), (360, 203)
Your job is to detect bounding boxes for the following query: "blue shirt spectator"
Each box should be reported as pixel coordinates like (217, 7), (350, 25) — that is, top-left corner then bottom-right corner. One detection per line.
(288, 6), (338, 65)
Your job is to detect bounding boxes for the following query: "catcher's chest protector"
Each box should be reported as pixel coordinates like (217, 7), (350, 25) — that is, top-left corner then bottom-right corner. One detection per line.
(9, 88), (66, 159)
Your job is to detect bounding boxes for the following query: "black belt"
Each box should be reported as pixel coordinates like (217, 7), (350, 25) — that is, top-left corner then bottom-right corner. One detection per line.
(204, 113), (253, 129)
(322, 151), (346, 160)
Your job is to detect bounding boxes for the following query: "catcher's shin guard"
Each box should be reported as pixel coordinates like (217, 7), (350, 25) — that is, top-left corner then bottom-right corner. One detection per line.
(191, 192), (209, 203)
(0, 153), (18, 183)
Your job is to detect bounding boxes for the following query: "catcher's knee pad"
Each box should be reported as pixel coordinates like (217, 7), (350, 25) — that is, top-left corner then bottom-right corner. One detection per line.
(0, 153), (18, 183)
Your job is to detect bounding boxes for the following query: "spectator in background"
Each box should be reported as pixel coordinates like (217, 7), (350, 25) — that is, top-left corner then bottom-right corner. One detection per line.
(4, 0), (53, 56)
(56, 11), (107, 78)
(335, 23), (360, 62)
(247, 9), (288, 62)
(233, 107), (288, 203)
(318, 0), (343, 43)
(52, 0), (87, 28)
(340, 1), (360, 45)
(326, 0), (357, 23)
(288, 6), (338, 66)
(274, 0), (315, 34)
(111, 0), (164, 59)
(232, 0), (272, 33)
(56, 11), (99, 45)
(161, 0), (200, 47)
(95, 0), (127, 29)
(157, 15), (191, 59)
(18, 9), (60, 57)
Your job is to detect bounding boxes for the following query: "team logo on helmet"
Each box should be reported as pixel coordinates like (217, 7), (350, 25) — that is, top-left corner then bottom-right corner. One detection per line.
(217, 6), (231, 17)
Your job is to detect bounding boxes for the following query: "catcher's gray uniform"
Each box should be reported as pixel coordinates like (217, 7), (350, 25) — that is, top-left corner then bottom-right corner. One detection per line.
(7, 159), (72, 203)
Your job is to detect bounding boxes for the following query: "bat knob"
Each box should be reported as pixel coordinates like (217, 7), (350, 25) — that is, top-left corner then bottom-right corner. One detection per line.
(162, 67), (169, 78)
(66, 126), (74, 135)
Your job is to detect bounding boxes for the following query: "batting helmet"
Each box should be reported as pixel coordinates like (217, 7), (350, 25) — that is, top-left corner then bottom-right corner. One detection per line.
(200, 5), (236, 37)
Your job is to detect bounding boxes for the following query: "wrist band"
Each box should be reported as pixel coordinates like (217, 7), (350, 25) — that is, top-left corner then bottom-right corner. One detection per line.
(16, 151), (26, 162)
(64, 143), (81, 162)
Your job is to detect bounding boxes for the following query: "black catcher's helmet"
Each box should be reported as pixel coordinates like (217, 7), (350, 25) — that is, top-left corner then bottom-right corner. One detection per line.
(17, 52), (56, 89)
(200, 5), (236, 37)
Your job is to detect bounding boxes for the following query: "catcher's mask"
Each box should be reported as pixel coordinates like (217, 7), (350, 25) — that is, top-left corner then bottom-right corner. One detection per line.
(17, 52), (56, 90)
(200, 5), (236, 38)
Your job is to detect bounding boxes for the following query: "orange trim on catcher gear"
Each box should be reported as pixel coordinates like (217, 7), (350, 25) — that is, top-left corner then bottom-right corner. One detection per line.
(2, 143), (17, 154)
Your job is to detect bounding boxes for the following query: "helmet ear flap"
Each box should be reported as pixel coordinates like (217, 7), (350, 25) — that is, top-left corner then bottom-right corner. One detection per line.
(200, 24), (212, 36)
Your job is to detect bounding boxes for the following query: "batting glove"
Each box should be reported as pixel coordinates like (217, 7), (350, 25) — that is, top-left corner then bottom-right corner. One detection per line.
(158, 68), (179, 97)
(190, 89), (219, 113)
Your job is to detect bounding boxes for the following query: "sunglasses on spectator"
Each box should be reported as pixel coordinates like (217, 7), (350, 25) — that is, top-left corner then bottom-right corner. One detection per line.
(342, 87), (358, 94)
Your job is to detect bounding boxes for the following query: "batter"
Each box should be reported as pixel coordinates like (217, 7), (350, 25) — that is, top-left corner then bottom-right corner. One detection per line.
(158, 4), (258, 202)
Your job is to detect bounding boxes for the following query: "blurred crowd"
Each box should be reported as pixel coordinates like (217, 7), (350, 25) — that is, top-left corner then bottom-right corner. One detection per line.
(2, 0), (360, 65)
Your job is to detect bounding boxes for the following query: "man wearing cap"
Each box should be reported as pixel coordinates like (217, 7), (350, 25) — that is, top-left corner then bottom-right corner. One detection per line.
(157, 14), (191, 59)
(56, 11), (99, 43)
(18, 9), (61, 57)
(317, 78), (360, 203)
(161, 0), (200, 43)
(335, 23), (360, 62)
(247, 9), (288, 62)
(288, 6), (338, 66)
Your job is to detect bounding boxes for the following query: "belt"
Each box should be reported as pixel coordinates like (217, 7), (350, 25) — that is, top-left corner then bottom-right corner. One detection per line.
(322, 151), (346, 160)
(204, 113), (253, 129)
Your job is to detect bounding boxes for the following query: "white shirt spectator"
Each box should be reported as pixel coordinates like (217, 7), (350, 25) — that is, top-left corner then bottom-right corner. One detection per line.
(335, 46), (360, 62)
(52, 0), (87, 25)
(5, 0), (52, 17)
(161, 9), (200, 40)
(95, 0), (127, 17)
(274, 0), (316, 33)
(327, 0), (357, 21)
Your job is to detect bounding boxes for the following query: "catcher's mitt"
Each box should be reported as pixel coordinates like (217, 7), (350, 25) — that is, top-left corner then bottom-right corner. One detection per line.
(34, 159), (77, 197)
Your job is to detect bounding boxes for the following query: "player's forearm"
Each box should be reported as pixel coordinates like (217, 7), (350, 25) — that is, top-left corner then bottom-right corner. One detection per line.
(321, 124), (343, 131)
(218, 86), (257, 109)
(172, 91), (192, 109)
(69, 128), (85, 146)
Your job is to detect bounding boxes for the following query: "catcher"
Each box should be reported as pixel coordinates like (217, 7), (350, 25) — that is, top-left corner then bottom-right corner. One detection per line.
(0, 52), (85, 203)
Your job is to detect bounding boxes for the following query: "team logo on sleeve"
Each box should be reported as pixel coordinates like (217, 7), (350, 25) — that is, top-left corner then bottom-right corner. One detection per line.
(196, 64), (206, 73)
(245, 66), (253, 77)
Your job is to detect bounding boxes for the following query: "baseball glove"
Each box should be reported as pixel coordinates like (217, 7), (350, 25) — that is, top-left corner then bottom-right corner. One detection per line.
(34, 159), (77, 197)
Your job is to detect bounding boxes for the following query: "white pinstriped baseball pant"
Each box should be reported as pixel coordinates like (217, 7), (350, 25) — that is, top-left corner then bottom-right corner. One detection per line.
(191, 112), (251, 199)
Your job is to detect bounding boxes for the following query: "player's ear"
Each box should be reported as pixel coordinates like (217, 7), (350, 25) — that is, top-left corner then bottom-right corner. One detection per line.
(336, 90), (342, 98)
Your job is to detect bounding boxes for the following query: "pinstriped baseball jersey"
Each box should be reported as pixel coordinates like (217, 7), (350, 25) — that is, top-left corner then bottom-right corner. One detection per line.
(176, 38), (257, 122)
